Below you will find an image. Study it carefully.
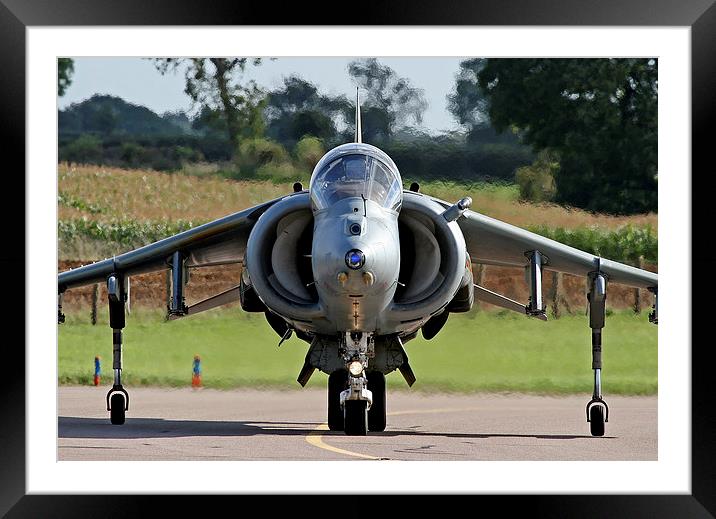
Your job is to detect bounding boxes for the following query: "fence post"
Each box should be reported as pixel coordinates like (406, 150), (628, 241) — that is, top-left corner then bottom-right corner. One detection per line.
(91, 283), (99, 325)
(165, 269), (172, 312)
(473, 264), (484, 312)
(550, 271), (562, 319)
(633, 256), (644, 314)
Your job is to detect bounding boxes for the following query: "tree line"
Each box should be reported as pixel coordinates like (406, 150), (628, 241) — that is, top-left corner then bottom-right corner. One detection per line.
(58, 57), (657, 214)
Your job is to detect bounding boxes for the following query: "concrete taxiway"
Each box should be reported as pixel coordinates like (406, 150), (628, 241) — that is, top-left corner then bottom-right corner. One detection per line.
(58, 386), (656, 461)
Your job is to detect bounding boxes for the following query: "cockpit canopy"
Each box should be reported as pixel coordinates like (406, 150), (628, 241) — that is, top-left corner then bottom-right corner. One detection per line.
(309, 144), (403, 212)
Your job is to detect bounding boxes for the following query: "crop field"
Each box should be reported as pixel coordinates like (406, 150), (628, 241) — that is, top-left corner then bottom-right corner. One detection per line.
(58, 307), (657, 395)
(58, 163), (657, 229)
(58, 164), (658, 264)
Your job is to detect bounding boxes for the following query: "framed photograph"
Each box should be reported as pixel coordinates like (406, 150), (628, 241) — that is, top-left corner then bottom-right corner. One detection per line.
(3, 0), (713, 515)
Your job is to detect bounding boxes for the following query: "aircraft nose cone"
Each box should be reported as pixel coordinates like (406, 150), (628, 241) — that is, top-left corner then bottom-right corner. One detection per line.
(345, 249), (365, 270)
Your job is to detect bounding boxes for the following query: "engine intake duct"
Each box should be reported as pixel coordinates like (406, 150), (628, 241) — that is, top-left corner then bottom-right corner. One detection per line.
(389, 195), (466, 324)
(244, 193), (323, 323)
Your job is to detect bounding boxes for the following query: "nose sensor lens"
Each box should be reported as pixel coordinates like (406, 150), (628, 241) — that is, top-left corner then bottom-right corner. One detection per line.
(345, 249), (365, 270)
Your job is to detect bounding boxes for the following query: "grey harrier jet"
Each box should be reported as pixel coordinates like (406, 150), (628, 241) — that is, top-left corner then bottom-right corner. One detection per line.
(58, 97), (658, 436)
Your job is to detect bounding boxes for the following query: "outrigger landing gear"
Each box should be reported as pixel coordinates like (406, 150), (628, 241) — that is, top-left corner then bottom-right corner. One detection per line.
(585, 270), (609, 437)
(106, 274), (129, 425)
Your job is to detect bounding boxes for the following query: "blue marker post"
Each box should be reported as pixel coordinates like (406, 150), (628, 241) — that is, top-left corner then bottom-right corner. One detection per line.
(94, 356), (101, 386)
(192, 355), (202, 388)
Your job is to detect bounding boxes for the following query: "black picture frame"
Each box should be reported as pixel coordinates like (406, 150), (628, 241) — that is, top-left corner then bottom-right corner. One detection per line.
(2, 0), (713, 516)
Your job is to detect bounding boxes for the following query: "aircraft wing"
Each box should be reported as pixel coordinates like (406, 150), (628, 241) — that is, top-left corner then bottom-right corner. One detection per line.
(459, 209), (657, 290)
(427, 195), (657, 290)
(58, 196), (281, 292)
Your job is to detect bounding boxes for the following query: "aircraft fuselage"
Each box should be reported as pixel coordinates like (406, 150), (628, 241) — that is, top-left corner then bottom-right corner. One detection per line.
(312, 197), (400, 333)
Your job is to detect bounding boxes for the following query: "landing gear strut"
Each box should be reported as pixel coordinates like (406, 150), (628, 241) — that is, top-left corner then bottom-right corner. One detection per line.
(585, 270), (609, 437)
(106, 273), (129, 425)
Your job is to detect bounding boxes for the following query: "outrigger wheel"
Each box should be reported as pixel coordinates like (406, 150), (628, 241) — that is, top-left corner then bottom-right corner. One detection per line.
(327, 369), (348, 431)
(590, 405), (605, 437)
(107, 386), (129, 425)
(110, 394), (126, 425)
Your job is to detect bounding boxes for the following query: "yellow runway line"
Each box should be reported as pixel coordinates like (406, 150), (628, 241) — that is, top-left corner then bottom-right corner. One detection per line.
(305, 406), (483, 459)
(305, 424), (382, 460)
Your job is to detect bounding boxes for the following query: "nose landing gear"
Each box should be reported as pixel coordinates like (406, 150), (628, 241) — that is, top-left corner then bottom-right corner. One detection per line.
(325, 332), (389, 436)
(327, 368), (387, 434)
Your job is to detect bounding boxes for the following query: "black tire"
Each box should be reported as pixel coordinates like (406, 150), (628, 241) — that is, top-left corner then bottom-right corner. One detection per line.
(328, 370), (348, 431)
(110, 393), (126, 425)
(344, 400), (368, 436)
(589, 404), (605, 437)
(367, 371), (386, 432)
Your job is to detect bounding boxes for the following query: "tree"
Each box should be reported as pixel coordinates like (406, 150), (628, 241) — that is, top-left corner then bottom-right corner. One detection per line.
(152, 58), (266, 157)
(294, 135), (325, 174)
(446, 58), (489, 129)
(471, 58), (657, 214)
(58, 58), (74, 97)
(63, 134), (102, 164)
(59, 94), (185, 137)
(347, 58), (427, 143)
(448, 59), (532, 149)
(264, 75), (349, 148)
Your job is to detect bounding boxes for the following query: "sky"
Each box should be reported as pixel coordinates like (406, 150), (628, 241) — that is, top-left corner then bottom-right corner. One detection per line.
(58, 57), (468, 133)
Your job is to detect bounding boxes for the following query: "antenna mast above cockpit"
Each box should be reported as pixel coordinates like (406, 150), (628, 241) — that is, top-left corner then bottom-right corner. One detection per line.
(355, 88), (362, 144)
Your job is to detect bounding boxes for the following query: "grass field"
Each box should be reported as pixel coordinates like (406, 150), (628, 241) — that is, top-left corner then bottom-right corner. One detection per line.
(58, 307), (657, 395)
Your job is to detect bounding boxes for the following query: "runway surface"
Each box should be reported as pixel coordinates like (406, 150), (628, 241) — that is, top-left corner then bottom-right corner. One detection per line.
(58, 386), (657, 461)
